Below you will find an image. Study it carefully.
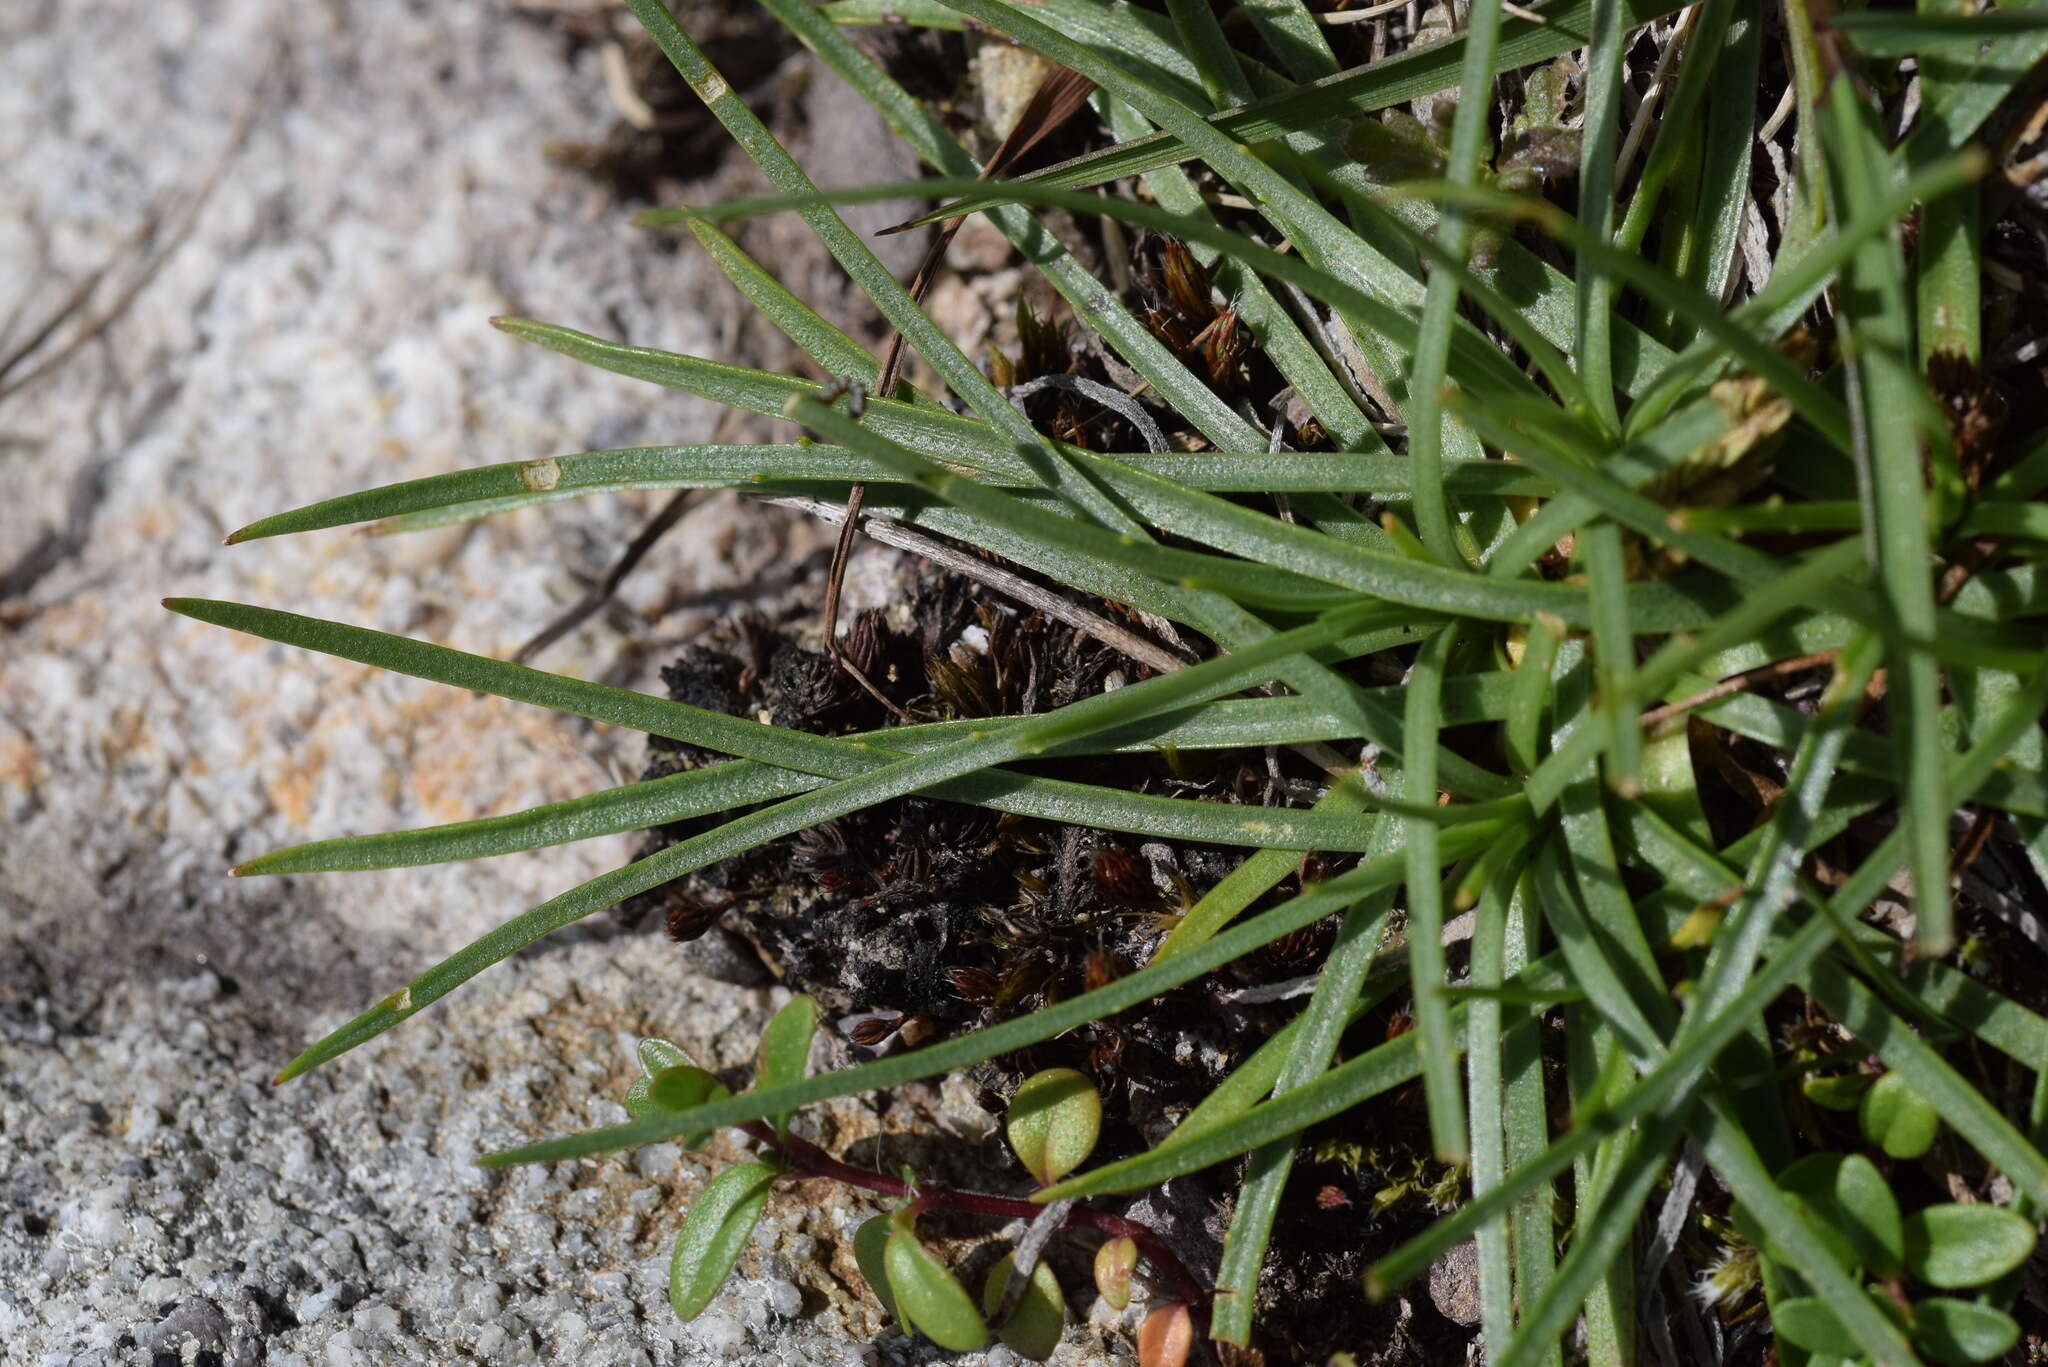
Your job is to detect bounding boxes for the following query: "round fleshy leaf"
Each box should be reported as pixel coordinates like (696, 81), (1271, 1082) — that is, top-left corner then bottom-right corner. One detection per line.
(1802, 1072), (1874, 1112)
(631, 1038), (696, 1117)
(1902, 1204), (2038, 1289)
(852, 1215), (901, 1324)
(644, 1064), (731, 1148)
(884, 1214), (988, 1351)
(1137, 1302), (1194, 1367)
(1860, 1072), (1941, 1159)
(1770, 1296), (1861, 1359)
(649, 1064), (722, 1111)
(980, 1252), (1067, 1361)
(1094, 1236), (1138, 1311)
(1756, 1155), (1854, 1272)
(1832, 1153), (1905, 1277)
(1913, 1297), (2022, 1365)
(1776, 1152), (1903, 1277)
(755, 994), (818, 1135)
(1006, 1067), (1102, 1187)
(669, 1161), (778, 1321)
(639, 1036), (691, 1076)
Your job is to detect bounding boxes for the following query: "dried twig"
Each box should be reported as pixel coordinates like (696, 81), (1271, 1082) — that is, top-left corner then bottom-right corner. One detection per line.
(1638, 650), (1841, 730)
(825, 66), (1096, 704)
(759, 493), (1192, 675)
(511, 489), (706, 666)
(0, 84), (262, 404)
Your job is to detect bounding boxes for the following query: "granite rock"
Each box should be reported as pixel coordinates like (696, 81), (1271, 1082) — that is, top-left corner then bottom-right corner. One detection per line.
(0, 0), (1130, 1361)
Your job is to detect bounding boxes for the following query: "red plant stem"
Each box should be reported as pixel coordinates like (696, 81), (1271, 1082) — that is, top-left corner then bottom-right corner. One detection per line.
(737, 1120), (1209, 1309)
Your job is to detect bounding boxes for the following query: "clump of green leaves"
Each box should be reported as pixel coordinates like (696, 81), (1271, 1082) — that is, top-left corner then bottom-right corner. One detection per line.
(656, 1007), (1132, 1360)
(1748, 1150), (2036, 1365)
(178, 0), (2048, 1360)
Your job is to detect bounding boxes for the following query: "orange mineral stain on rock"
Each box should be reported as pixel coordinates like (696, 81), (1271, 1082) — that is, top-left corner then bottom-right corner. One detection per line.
(266, 743), (328, 828)
(0, 725), (45, 796)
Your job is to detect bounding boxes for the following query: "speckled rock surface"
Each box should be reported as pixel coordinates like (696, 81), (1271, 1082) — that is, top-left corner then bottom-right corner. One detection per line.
(0, 1), (1134, 1362)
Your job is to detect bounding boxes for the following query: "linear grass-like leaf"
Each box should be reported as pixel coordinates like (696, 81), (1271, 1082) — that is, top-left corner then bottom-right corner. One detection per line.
(1210, 863), (1397, 1344)
(1574, 0), (1626, 435)
(235, 440), (1558, 543)
(1038, 1010), (1461, 1201)
(910, 0), (1692, 219)
(1164, 971), (1404, 1151)
(235, 690), (1532, 874)
(781, 393), (1703, 633)
(1405, 626), (1468, 1161)
(175, 598), (1400, 1079)
(924, 0), (1555, 431)
(1407, 181), (1851, 454)
(1824, 71), (1951, 952)
(755, 0), (1265, 454)
(1807, 960), (2048, 1201)
(1464, 858), (1521, 1359)
(1405, 0), (1504, 565)
(1629, 150), (1985, 432)
(1098, 93), (1382, 455)
(624, 0), (1127, 533)
(675, 179), (1545, 419)
(1370, 657), (2048, 1296)
(480, 819), (1514, 1165)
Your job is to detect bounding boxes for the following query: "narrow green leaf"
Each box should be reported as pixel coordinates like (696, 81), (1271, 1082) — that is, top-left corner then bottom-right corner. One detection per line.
(908, 0), (1692, 219)
(853, 1215), (902, 1323)
(885, 1214), (988, 1351)
(1772, 1296), (1866, 1359)
(756, 994), (818, 1136)
(1038, 1011), (1452, 1201)
(669, 1162), (779, 1320)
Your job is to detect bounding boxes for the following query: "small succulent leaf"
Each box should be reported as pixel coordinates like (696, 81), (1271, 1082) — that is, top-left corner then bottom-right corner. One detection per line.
(979, 1252), (1067, 1361)
(1776, 1152), (1903, 1278)
(1832, 1153), (1905, 1277)
(884, 1218), (989, 1351)
(642, 1065), (731, 1148)
(1902, 1204), (2038, 1289)
(1137, 1302), (1194, 1367)
(1094, 1236), (1139, 1310)
(756, 994), (819, 1135)
(1860, 1072), (1941, 1159)
(1758, 1179), (1859, 1274)
(1770, 1296), (1862, 1358)
(648, 1064), (722, 1112)
(852, 1215), (901, 1325)
(625, 1076), (657, 1119)
(668, 1161), (778, 1321)
(1912, 1297), (2022, 1365)
(1802, 1073), (1875, 1111)
(639, 1037), (691, 1076)
(1773, 1155), (1857, 1272)
(1007, 1067), (1103, 1187)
